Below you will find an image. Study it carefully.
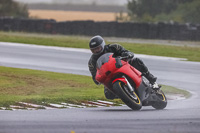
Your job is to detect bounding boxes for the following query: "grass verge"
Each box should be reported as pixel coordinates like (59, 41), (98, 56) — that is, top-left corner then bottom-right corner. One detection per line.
(162, 85), (191, 98)
(0, 31), (200, 62)
(0, 66), (189, 107)
(0, 66), (103, 107)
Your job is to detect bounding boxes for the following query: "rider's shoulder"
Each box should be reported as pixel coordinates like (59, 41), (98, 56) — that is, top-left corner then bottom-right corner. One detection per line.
(107, 43), (123, 51)
(107, 43), (123, 48)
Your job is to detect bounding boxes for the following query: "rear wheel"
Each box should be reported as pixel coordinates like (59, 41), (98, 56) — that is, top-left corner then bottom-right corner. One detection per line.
(113, 81), (142, 110)
(152, 90), (167, 109)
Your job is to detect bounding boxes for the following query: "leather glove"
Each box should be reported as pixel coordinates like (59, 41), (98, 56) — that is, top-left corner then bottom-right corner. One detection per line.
(94, 80), (101, 85)
(93, 77), (101, 85)
(121, 52), (134, 59)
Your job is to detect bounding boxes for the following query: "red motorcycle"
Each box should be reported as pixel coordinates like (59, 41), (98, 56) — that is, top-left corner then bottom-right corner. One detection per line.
(95, 53), (167, 110)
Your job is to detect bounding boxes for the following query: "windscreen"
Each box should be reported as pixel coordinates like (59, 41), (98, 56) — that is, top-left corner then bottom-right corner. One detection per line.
(96, 53), (113, 69)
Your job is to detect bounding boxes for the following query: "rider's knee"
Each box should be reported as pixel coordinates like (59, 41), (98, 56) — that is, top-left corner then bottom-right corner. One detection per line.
(104, 87), (117, 100)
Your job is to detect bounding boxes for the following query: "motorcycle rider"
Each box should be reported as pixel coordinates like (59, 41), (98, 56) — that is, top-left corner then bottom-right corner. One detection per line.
(88, 35), (158, 99)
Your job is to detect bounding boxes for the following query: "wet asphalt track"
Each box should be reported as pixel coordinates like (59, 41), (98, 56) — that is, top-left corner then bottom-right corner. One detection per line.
(0, 42), (200, 133)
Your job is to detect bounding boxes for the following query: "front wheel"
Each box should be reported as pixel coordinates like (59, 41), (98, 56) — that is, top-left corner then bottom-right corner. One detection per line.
(151, 90), (167, 109)
(113, 81), (142, 110)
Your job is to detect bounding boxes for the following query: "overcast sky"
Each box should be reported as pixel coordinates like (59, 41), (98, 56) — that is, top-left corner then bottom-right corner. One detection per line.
(14, 0), (128, 5)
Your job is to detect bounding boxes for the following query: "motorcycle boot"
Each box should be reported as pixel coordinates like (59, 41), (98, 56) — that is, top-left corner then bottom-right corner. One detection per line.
(143, 71), (161, 91)
(152, 82), (161, 91)
(144, 71), (157, 84)
(129, 58), (157, 84)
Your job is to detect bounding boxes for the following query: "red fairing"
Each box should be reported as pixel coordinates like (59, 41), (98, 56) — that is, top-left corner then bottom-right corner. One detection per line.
(95, 55), (117, 83)
(112, 78), (127, 84)
(95, 54), (142, 90)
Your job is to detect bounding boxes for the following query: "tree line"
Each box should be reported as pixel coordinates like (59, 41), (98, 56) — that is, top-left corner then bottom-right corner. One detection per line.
(1, 0), (199, 24)
(126, 0), (200, 23)
(0, 0), (28, 18)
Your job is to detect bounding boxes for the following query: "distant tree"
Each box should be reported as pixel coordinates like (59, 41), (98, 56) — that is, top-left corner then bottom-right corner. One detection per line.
(0, 0), (29, 18)
(178, 0), (200, 23)
(153, 0), (200, 23)
(127, 0), (195, 22)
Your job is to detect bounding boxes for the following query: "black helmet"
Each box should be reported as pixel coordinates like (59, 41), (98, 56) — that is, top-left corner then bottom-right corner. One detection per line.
(89, 35), (105, 55)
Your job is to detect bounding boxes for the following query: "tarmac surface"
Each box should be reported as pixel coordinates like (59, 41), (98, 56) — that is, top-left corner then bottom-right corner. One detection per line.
(0, 42), (200, 133)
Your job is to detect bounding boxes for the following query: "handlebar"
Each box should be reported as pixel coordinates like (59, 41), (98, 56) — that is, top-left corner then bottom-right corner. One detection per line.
(117, 55), (133, 60)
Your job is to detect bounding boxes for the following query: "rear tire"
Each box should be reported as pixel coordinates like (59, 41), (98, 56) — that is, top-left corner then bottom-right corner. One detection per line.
(113, 81), (142, 110)
(152, 90), (167, 109)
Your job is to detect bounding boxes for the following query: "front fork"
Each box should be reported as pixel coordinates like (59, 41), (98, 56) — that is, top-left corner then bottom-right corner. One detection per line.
(123, 76), (134, 92)
(112, 76), (134, 93)
(112, 75), (138, 98)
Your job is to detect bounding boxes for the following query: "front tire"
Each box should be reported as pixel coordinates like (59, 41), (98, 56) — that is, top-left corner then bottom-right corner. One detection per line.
(113, 81), (142, 110)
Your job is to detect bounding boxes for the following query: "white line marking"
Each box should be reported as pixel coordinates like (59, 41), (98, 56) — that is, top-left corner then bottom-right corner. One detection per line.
(18, 102), (43, 108)
(49, 103), (65, 108)
(97, 100), (114, 105)
(18, 102), (55, 109)
(81, 103), (97, 107)
(87, 101), (106, 107)
(61, 103), (86, 108)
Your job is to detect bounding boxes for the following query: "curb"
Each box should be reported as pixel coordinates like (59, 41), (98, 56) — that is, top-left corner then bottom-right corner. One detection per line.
(0, 94), (186, 111)
(0, 100), (120, 111)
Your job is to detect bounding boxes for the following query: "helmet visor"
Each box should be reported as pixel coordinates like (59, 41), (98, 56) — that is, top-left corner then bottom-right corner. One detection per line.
(90, 45), (103, 54)
(90, 41), (105, 54)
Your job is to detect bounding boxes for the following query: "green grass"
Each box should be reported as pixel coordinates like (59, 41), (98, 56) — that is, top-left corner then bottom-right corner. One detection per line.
(0, 66), (189, 107)
(0, 31), (89, 48)
(122, 43), (200, 62)
(0, 66), (103, 107)
(162, 85), (191, 98)
(0, 31), (200, 62)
